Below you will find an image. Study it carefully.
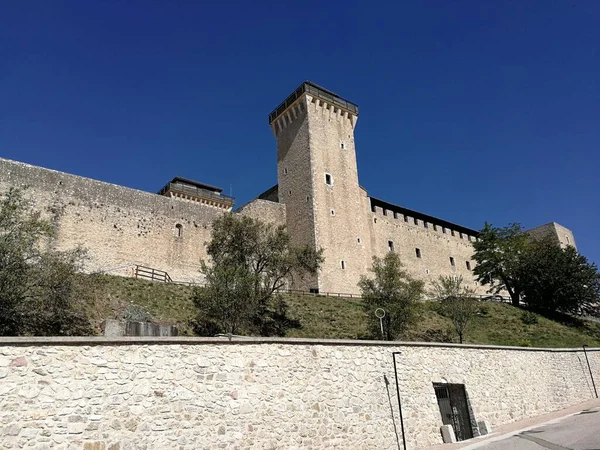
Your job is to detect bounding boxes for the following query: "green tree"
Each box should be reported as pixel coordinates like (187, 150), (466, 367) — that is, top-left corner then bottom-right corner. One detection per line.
(0, 188), (93, 336)
(472, 223), (529, 306)
(358, 252), (424, 340)
(518, 239), (600, 315)
(431, 275), (478, 343)
(192, 214), (323, 336)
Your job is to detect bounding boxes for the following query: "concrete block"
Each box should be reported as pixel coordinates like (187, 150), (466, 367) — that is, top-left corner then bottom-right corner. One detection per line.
(441, 424), (456, 443)
(478, 420), (492, 435)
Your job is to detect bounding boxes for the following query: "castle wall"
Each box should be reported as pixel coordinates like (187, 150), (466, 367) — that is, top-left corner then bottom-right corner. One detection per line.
(368, 206), (485, 294)
(236, 198), (287, 227)
(304, 97), (371, 296)
(274, 99), (319, 291)
(527, 222), (577, 250)
(0, 158), (226, 282)
(0, 337), (598, 449)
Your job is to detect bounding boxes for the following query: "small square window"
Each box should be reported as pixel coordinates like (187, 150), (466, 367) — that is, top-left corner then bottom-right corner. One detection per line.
(450, 257), (455, 266)
(325, 173), (332, 185)
(466, 261), (471, 271)
(415, 248), (421, 258)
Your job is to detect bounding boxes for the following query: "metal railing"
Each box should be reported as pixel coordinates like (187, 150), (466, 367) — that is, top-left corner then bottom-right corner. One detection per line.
(158, 182), (234, 205)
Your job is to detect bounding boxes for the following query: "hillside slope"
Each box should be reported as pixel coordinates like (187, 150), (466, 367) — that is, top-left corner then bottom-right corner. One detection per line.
(85, 274), (600, 347)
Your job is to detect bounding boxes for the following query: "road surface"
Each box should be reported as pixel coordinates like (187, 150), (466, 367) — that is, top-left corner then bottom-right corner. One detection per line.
(474, 407), (600, 450)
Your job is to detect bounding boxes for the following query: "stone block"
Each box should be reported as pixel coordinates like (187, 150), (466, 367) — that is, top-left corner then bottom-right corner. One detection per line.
(440, 424), (456, 443)
(478, 420), (492, 435)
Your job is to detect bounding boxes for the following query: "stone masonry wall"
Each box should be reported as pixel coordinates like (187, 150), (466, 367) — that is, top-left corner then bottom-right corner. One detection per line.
(0, 158), (284, 284)
(236, 199), (287, 228)
(369, 207), (486, 295)
(0, 338), (598, 450)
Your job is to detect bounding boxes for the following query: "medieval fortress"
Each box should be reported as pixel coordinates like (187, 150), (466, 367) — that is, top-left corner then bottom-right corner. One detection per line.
(0, 82), (576, 295)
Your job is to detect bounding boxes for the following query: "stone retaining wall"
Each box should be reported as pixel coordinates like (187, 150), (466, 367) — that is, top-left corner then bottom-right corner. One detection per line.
(0, 337), (598, 450)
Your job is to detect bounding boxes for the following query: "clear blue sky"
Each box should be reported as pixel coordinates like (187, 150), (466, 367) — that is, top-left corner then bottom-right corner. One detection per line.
(1, 1), (598, 265)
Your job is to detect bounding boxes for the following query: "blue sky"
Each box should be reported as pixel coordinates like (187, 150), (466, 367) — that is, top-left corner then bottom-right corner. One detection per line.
(1, 1), (598, 265)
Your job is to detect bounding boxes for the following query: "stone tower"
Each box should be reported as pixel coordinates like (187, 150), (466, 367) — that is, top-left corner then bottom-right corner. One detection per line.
(269, 82), (370, 294)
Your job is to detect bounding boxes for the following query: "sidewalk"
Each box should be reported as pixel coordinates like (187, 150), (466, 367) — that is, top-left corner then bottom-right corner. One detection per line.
(424, 398), (600, 450)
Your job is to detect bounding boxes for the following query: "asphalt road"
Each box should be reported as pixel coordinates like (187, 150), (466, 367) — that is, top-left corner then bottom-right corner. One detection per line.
(475, 408), (600, 450)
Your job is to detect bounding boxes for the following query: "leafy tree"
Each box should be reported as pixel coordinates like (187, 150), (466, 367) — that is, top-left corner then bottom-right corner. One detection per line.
(472, 223), (529, 306)
(431, 275), (477, 343)
(358, 252), (424, 340)
(0, 188), (93, 336)
(193, 214), (323, 336)
(518, 238), (600, 315)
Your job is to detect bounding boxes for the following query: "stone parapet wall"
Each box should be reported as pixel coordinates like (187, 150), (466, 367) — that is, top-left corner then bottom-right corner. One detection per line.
(0, 337), (598, 449)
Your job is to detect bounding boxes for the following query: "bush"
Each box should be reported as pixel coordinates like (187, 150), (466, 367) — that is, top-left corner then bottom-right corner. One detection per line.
(122, 304), (154, 323)
(521, 311), (539, 325)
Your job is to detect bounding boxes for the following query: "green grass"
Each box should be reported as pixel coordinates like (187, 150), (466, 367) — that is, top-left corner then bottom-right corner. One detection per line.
(86, 274), (600, 347)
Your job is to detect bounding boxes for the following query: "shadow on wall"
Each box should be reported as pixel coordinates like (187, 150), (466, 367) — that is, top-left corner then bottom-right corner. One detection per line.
(383, 374), (402, 450)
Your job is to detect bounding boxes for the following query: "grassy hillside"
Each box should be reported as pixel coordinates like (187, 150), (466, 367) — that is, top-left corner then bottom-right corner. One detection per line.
(85, 274), (600, 347)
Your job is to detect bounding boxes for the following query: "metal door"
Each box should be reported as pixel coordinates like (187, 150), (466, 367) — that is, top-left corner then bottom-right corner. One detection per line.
(434, 383), (473, 441)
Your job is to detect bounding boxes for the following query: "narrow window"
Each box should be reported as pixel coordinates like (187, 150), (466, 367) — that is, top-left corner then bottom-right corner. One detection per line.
(414, 218), (418, 225)
(466, 261), (471, 271)
(388, 240), (394, 252)
(283, 168), (288, 175)
(306, 196), (310, 203)
(357, 237), (361, 244)
(415, 248), (421, 258)
(450, 257), (455, 267)
(425, 268), (430, 275)
(325, 173), (332, 186)
(340, 141), (345, 149)
(330, 209), (335, 216)
(288, 190), (292, 196)
(341, 260), (345, 270)
(374, 218), (377, 223)
(566, 235), (570, 244)
(175, 223), (183, 238)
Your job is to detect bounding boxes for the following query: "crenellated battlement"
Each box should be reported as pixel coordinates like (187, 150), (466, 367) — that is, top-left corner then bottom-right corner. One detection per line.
(269, 81), (358, 135)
